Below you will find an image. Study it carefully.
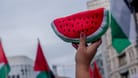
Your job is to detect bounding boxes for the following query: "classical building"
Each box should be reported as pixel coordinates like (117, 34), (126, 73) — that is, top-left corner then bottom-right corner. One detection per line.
(7, 55), (69, 78)
(7, 56), (35, 78)
(87, 0), (110, 10)
(87, 0), (138, 78)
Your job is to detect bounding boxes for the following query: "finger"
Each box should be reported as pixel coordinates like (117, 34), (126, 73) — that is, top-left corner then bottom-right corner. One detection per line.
(87, 39), (102, 58)
(89, 39), (102, 50)
(72, 43), (79, 49)
(91, 38), (101, 44)
(93, 39), (102, 47)
(87, 39), (102, 53)
(85, 43), (88, 47)
(79, 32), (86, 46)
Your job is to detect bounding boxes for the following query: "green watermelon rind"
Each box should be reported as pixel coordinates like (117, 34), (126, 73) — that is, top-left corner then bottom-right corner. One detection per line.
(51, 10), (109, 43)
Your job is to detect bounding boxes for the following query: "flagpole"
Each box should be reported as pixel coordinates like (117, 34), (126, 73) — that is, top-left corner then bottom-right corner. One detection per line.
(37, 38), (40, 43)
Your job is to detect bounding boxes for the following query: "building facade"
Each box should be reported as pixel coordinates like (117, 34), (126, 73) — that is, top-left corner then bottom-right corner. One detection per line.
(87, 0), (138, 78)
(87, 0), (110, 10)
(7, 56), (35, 78)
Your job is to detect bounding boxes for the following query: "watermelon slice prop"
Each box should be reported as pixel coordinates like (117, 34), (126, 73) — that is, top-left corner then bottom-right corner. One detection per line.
(51, 8), (109, 43)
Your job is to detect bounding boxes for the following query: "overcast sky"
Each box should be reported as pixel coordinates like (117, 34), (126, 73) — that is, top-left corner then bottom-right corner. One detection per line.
(0, 0), (89, 76)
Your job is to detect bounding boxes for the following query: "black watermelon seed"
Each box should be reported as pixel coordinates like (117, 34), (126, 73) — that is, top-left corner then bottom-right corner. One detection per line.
(73, 30), (75, 32)
(91, 21), (93, 24)
(92, 16), (94, 19)
(91, 27), (93, 29)
(79, 17), (81, 20)
(82, 29), (84, 32)
(60, 25), (62, 28)
(78, 31), (80, 33)
(74, 18), (76, 21)
(86, 29), (88, 32)
(68, 29), (70, 32)
(95, 22), (97, 25)
(87, 16), (89, 19)
(72, 24), (74, 27)
(86, 21), (88, 24)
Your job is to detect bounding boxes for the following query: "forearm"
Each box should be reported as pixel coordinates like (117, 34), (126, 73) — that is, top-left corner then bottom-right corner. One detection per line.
(76, 64), (90, 78)
(74, 33), (101, 78)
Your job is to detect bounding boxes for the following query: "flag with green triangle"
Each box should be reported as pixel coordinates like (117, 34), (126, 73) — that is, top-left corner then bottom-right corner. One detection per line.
(0, 40), (10, 78)
(110, 0), (137, 53)
(34, 40), (55, 78)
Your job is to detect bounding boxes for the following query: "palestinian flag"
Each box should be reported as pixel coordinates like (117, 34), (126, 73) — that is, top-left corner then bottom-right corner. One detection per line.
(89, 66), (93, 78)
(0, 40), (10, 78)
(93, 61), (102, 78)
(34, 40), (55, 78)
(110, 0), (137, 53)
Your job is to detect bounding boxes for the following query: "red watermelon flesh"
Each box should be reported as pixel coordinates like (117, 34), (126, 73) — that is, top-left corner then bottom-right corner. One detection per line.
(51, 8), (109, 43)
